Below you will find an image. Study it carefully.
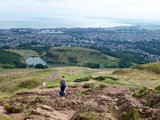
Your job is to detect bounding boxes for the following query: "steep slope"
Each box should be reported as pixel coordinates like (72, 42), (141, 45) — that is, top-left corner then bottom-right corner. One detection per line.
(0, 66), (160, 119)
(134, 62), (160, 74)
(0, 66), (160, 95)
(1, 84), (160, 120)
(43, 47), (119, 68)
(0, 50), (21, 68)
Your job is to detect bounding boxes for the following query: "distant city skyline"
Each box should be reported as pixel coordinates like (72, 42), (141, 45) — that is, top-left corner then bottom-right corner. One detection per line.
(0, 0), (160, 28)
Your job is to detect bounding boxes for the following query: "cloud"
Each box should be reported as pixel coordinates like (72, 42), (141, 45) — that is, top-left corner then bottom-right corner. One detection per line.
(0, 0), (160, 24)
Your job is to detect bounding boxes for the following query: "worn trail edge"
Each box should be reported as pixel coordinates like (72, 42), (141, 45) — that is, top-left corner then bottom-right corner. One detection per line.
(0, 84), (160, 120)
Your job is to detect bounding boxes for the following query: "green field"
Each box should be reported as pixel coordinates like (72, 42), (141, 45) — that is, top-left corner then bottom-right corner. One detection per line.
(7, 49), (39, 57)
(0, 62), (160, 98)
(43, 47), (119, 68)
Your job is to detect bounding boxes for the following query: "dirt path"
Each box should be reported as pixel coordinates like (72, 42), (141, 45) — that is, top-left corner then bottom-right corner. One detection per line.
(0, 106), (5, 114)
(20, 85), (137, 119)
(2, 84), (158, 120)
(32, 73), (60, 91)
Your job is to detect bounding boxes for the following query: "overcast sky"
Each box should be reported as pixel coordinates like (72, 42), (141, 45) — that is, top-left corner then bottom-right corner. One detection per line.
(0, 0), (160, 28)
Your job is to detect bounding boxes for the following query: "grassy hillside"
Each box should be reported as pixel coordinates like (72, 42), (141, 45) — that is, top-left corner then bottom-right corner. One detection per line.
(0, 67), (96, 95)
(133, 62), (160, 74)
(18, 43), (51, 55)
(43, 47), (119, 68)
(0, 66), (160, 97)
(0, 50), (23, 68)
(112, 68), (160, 88)
(0, 67), (160, 120)
(6, 49), (39, 57)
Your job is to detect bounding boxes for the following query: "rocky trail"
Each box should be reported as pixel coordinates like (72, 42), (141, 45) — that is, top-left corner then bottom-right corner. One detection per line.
(1, 83), (160, 120)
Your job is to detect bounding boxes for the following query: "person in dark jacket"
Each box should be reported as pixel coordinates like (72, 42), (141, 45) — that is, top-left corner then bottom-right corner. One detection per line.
(59, 76), (66, 97)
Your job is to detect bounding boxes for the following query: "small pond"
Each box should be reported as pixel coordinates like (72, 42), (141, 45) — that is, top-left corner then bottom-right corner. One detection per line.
(26, 57), (47, 66)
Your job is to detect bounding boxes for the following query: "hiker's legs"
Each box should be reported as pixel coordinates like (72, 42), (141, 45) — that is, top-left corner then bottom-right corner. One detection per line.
(60, 86), (66, 96)
(61, 86), (65, 91)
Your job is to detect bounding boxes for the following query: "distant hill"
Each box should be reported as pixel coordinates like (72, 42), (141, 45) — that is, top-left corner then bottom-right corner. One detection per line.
(134, 62), (160, 74)
(0, 50), (23, 68)
(43, 47), (119, 68)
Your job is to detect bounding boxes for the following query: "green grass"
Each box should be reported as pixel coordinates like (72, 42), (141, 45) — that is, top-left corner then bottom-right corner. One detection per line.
(94, 76), (107, 81)
(75, 113), (98, 120)
(46, 67), (95, 88)
(0, 65), (160, 97)
(0, 67), (95, 94)
(122, 109), (141, 120)
(7, 49), (39, 57)
(4, 104), (23, 113)
(102, 78), (128, 86)
(132, 87), (153, 98)
(46, 79), (60, 88)
(112, 68), (160, 88)
(43, 47), (119, 68)
(133, 62), (160, 74)
(17, 79), (40, 89)
(0, 68), (55, 93)
(0, 114), (11, 120)
(0, 50), (21, 68)
(74, 77), (91, 82)
(0, 92), (11, 99)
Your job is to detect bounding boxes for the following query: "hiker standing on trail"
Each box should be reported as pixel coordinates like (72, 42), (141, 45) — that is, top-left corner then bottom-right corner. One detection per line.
(59, 76), (67, 97)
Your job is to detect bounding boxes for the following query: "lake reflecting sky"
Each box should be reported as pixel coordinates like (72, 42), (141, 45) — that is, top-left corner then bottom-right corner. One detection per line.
(26, 57), (47, 66)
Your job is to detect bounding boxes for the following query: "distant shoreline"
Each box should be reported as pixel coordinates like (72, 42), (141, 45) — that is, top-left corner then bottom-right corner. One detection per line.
(0, 20), (131, 29)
